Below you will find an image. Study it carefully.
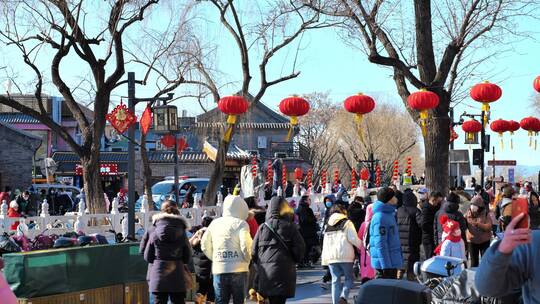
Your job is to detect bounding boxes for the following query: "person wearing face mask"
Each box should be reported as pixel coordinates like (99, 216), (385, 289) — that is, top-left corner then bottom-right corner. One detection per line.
(465, 195), (493, 267)
(417, 188), (429, 205)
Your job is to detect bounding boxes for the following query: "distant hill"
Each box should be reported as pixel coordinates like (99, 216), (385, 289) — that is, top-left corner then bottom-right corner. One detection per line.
(515, 165), (540, 182)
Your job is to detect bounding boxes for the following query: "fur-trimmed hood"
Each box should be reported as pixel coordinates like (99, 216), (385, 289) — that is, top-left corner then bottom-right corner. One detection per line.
(152, 212), (190, 231)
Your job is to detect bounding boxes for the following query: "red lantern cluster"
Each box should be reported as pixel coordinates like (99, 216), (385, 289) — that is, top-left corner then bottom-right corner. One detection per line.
(462, 119), (482, 142)
(279, 96), (310, 141)
(470, 81), (502, 124)
(160, 134), (176, 148)
(351, 169), (357, 189)
(392, 160), (399, 181)
(533, 76), (540, 93)
(218, 95), (249, 142)
(407, 89), (440, 136)
(375, 165), (381, 187)
(406, 158), (412, 176)
(294, 167), (303, 181)
(334, 169), (339, 186)
(251, 156), (258, 178)
(360, 168), (370, 181)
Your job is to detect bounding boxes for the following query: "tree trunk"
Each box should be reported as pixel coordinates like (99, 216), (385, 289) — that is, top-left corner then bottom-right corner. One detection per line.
(203, 138), (230, 206)
(140, 132), (154, 210)
(81, 153), (106, 214)
(423, 109), (451, 195)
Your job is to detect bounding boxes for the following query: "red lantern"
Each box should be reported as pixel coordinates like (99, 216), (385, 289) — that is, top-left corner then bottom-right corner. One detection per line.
(139, 105), (153, 136)
(462, 119), (482, 142)
(506, 120), (521, 150)
(533, 76), (540, 93)
(470, 81), (502, 124)
(344, 93), (376, 140)
(360, 168), (370, 181)
(521, 117), (540, 149)
(407, 89), (440, 136)
(294, 167), (303, 180)
(177, 137), (188, 154)
(106, 102), (137, 134)
(218, 96), (249, 142)
(351, 169), (357, 189)
(279, 96), (310, 141)
(490, 119), (509, 149)
(160, 134), (176, 148)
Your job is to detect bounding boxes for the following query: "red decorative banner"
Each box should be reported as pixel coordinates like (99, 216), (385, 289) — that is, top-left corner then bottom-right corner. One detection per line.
(106, 102), (137, 134)
(139, 105), (152, 136)
(75, 163), (118, 176)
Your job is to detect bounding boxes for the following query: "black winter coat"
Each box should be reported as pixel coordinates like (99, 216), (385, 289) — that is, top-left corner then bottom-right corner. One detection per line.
(434, 201), (467, 246)
(192, 239), (212, 280)
(347, 202), (365, 232)
(141, 213), (192, 293)
(397, 191), (422, 266)
(420, 202), (439, 247)
(252, 197), (305, 298)
(296, 201), (319, 246)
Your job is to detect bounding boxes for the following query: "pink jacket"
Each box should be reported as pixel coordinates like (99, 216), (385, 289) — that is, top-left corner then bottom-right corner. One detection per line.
(357, 204), (375, 280)
(0, 273), (17, 304)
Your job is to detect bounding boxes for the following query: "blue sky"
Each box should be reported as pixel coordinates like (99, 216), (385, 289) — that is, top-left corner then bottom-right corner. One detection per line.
(2, 2), (539, 165)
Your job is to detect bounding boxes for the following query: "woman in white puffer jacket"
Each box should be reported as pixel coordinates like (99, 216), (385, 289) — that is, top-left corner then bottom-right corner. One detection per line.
(321, 205), (363, 304)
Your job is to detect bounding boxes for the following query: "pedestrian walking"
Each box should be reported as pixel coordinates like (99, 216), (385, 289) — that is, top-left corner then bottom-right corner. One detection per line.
(528, 192), (540, 230)
(357, 204), (375, 283)
(465, 195), (493, 267)
(190, 217), (215, 304)
(434, 192), (467, 247)
(420, 191), (443, 259)
(295, 195), (319, 268)
(369, 187), (403, 279)
(321, 205), (362, 304)
(320, 194), (335, 288)
(251, 197), (305, 304)
(141, 201), (192, 304)
(397, 189), (422, 280)
(201, 195), (252, 304)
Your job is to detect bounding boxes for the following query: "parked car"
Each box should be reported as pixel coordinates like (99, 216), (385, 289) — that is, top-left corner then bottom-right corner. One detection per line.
(29, 184), (81, 202)
(135, 177), (209, 211)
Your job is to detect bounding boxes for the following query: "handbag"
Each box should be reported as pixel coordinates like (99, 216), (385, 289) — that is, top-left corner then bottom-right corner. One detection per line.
(182, 264), (194, 290)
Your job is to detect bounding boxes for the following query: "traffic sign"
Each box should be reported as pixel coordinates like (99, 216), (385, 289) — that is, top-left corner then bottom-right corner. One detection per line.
(487, 160), (517, 166)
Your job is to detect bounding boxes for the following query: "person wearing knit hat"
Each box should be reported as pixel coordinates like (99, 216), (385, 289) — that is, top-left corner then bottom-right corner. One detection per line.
(435, 215), (466, 260)
(434, 192), (468, 248)
(466, 195), (493, 267)
(369, 187), (403, 279)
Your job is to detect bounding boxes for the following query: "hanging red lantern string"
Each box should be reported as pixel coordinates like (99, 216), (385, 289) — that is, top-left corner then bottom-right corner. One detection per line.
(321, 169), (327, 189)
(251, 156), (258, 178)
(306, 168), (313, 192)
(406, 158), (412, 176)
(279, 96), (310, 141)
(160, 134), (176, 148)
(351, 168), (357, 189)
(506, 120), (521, 150)
(344, 93), (376, 141)
(375, 165), (381, 187)
(294, 167), (303, 181)
(392, 160), (399, 181)
(267, 160), (273, 184)
(490, 119), (509, 150)
(470, 81), (502, 125)
(334, 169), (339, 187)
(534, 76), (540, 93)
(282, 164), (287, 189)
(218, 95), (249, 142)
(407, 89), (440, 136)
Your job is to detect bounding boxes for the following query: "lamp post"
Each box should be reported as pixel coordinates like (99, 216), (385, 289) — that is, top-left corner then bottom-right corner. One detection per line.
(126, 72), (174, 239)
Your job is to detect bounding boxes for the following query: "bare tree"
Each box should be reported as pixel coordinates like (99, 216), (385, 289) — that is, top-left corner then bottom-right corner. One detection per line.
(0, 0), (160, 213)
(306, 0), (538, 193)
(532, 94), (540, 115)
(195, 0), (336, 205)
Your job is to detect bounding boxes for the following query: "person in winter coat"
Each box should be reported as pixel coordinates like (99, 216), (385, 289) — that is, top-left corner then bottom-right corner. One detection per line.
(347, 196), (366, 232)
(295, 195), (319, 268)
(417, 188), (429, 206)
(369, 187), (403, 279)
(465, 195), (493, 267)
(251, 197), (305, 304)
(434, 192), (467, 248)
(397, 189), (422, 280)
(420, 191), (443, 259)
(0, 258), (17, 304)
(201, 195), (252, 304)
(528, 192), (540, 230)
(322, 205), (362, 304)
(357, 204), (375, 283)
(435, 215), (466, 260)
(141, 201), (192, 304)
(16, 191), (33, 216)
(7, 200), (21, 231)
(320, 194), (335, 287)
(190, 217), (215, 304)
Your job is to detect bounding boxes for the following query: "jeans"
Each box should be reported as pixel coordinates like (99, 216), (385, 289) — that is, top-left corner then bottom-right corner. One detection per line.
(468, 241), (490, 267)
(328, 263), (354, 304)
(152, 292), (185, 304)
(213, 272), (247, 304)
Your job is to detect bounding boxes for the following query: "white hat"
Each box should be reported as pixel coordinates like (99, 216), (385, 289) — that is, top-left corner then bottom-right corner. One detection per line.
(9, 200), (18, 209)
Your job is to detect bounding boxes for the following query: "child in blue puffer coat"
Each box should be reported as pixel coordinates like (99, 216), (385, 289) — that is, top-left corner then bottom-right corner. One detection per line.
(369, 187), (403, 279)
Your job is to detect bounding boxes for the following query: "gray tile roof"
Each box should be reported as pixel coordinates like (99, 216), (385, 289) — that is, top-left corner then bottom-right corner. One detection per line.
(0, 113), (41, 124)
(194, 122), (290, 129)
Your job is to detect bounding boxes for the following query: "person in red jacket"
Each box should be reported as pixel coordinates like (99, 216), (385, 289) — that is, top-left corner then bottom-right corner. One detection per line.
(7, 200), (21, 231)
(247, 211), (259, 238)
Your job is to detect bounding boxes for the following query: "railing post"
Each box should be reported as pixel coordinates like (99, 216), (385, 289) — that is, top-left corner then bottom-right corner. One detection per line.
(0, 200), (8, 234)
(110, 197), (122, 234)
(216, 192), (223, 207)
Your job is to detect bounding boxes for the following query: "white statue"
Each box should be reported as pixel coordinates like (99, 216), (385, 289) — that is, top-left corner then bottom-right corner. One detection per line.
(110, 197), (119, 214)
(216, 191), (223, 207)
(0, 200), (7, 216)
(40, 199), (49, 217)
(74, 214), (86, 233)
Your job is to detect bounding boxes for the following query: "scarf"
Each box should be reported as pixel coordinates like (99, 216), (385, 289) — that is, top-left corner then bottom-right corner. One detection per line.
(434, 233), (462, 255)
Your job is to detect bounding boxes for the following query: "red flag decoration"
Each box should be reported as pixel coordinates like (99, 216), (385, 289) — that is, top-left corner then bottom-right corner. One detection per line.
(106, 101), (137, 134)
(139, 105), (152, 136)
(177, 137), (188, 154)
